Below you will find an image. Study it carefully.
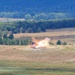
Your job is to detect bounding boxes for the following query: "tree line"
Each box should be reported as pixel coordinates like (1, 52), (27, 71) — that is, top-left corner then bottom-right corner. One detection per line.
(0, 33), (32, 45)
(0, 32), (67, 45)
(0, 19), (75, 34)
(0, 12), (75, 20)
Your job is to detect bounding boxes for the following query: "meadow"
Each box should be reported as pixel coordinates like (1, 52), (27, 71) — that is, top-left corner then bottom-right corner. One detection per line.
(14, 28), (75, 44)
(0, 28), (75, 75)
(0, 45), (75, 75)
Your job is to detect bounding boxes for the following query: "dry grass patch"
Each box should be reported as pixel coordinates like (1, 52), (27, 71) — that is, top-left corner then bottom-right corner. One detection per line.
(0, 45), (75, 75)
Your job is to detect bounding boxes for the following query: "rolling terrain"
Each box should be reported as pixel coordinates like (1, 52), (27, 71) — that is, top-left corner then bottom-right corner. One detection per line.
(0, 0), (75, 13)
(0, 0), (75, 19)
(14, 28), (75, 44)
(0, 44), (75, 75)
(0, 28), (75, 75)
(0, 0), (75, 75)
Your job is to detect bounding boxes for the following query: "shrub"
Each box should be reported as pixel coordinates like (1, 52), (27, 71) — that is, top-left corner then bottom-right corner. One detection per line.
(56, 40), (62, 45)
(63, 41), (67, 45)
(2, 38), (10, 45)
(49, 42), (54, 45)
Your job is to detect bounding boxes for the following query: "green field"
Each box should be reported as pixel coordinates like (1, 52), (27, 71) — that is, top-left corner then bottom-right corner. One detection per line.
(0, 61), (75, 75)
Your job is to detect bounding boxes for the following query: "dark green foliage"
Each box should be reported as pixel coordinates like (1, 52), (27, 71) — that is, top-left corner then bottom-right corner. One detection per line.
(0, 19), (75, 33)
(8, 34), (14, 39)
(2, 38), (10, 45)
(0, 37), (3, 44)
(6, 27), (11, 31)
(0, 0), (75, 19)
(56, 40), (62, 45)
(20, 40), (28, 45)
(3, 34), (8, 39)
(0, 31), (2, 38)
(0, 36), (32, 45)
(27, 28), (33, 33)
(19, 37), (32, 45)
(37, 28), (41, 32)
(0, 38), (32, 45)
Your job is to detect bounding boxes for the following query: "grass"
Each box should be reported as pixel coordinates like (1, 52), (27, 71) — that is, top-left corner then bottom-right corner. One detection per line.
(0, 46), (75, 75)
(0, 28), (75, 75)
(14, 28), (75, 45)
(0, 60), (75, 75)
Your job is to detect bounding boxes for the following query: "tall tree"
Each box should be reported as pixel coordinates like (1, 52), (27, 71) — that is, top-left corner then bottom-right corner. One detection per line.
(3, 34), (8, 39)
(8, 34), (14, 40)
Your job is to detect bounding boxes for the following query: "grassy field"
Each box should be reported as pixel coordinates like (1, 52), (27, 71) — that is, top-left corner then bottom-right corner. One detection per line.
(14, 28), (75, 44)
(0, 45), (75, 75)
(0, 28), (75, 75)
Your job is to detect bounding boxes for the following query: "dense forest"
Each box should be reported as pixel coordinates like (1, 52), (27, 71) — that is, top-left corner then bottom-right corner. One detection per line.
(0, 0), (75, 13)
(0, 0), (75, 19)
(0, 12), (75, 20)
(0, 19), (75, 45)
(0, 19), (75, 34)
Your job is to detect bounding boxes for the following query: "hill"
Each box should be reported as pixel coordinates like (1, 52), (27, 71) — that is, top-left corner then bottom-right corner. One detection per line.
(0, 0), (75, 13)
(0, 0), (75, 19)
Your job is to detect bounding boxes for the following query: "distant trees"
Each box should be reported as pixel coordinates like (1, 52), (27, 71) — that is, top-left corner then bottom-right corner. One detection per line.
(3, 34), (8, 39)
(6, 27), (11, 31)
(25, 13), (69, 21)
(0, 33), (32, 45)
(27, 28), (33, 33)
(8, 34), (14, 39)
(0, 38), (3, 44)
(0, 31), (2, 38)
(0, 12), (68, 19)
(0, 11), (75, 20)
(0, 39), (31, 45)
(25, 14), (32, 20)
(3, 34), (14, 40)
(0, 12), (25, 18)
(0, 19), (75, 34)
(37, 28), (41, 32)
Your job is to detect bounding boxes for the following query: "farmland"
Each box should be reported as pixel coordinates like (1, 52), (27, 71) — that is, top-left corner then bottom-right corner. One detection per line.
(0, 28), (75, 75)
